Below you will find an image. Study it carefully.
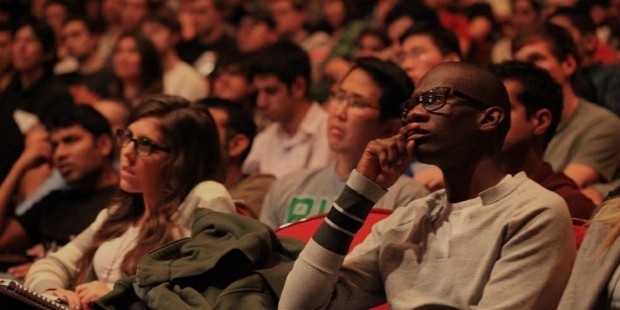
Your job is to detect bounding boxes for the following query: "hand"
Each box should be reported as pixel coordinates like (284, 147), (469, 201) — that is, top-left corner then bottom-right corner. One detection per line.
(7, 262), (33, 280)
(46, 288), (81, 310)
(70, 85), (101, 106)
(17, 125), (51, 170)
(75, 281), (111, 310)
(357, 132), (415, 189)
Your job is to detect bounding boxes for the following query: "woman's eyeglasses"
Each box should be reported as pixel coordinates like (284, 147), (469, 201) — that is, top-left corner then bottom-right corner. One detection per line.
(115, 129), (170, 156)
(400, 87), (486, 123)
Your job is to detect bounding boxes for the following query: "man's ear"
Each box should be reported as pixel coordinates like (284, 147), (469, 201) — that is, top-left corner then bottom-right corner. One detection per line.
(561, 54), (578, 77)
(479, 106), (505, 133)
(97, 135), (114, 158)
(227, 133), (250, 158)
(290, 76), (308, 99)
(531, 108), (552, 137)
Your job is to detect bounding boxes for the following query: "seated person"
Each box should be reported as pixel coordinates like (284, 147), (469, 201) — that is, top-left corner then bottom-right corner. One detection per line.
(24, 95), (236, 310)
(512, 23), (620, 200)
(488, 60), (596, 220)
(260, 57), (428, 229)
(559, 188), (620, 309)
(280, 62), (576, 309)
(0, 106), (119, 256)
(199, 97), (276, 217)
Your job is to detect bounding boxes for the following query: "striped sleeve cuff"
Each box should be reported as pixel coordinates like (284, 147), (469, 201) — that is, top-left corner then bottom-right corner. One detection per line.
(311, 170), (388, 254)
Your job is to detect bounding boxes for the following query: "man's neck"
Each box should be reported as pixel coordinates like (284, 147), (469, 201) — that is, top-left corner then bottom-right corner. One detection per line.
(78, 52), (104, 75)
(561, 85), (581, 124)
(502, 145), (545, 180)
(334, 151), (363, 179)
(281, 100), (312, 137)
(443, 156), (506, 203)
(162, 50), (180, 72)
(19, 68), (45, 89)
(74, 164), (119, 190)
(198, 25), (224, 45)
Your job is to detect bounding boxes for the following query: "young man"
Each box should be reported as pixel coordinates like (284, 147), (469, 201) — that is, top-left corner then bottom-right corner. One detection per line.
(58, 17), (111, 104)
(199, 97), (275, 217)
(513, 22), (620, 200)
(235, 9), (279, 54)
(260, 57), (428, 229)
(176, 0), (237, 69)
(280, 62), (575, 309)
(242, 41), (333, 178)
(0, 106), (118, 254)
(548, 8), (620, 116)
(489, 60), (595, 220)
(142, 9), (207, 101)
(398, 23), (462, 86)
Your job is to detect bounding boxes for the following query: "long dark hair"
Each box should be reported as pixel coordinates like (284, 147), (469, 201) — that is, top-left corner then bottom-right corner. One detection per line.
(108, 30), (163, 103)
(75, 95), (221, 284)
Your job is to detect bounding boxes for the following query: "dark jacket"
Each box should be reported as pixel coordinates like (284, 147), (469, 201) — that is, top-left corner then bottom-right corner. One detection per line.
(95, 209), (304, 310)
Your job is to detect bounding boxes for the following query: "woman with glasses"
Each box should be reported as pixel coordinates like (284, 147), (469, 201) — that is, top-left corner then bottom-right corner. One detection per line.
(24, 95), (236, 309)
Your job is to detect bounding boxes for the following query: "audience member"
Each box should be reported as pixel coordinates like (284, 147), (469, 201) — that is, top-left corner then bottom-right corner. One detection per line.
(0, 23), (13, 92)
(280, 62), (575, 309)
(106, 30), (163, 105)
(488, 60), (595, 220)
(383, 1), (438, 60)
(120, 0), (155, 32)
(58, 16), (112, 105)
(25, 95), (236, 309)
(548, 8), (620, 116)
(242, 41), (333, 178)
(354, 27), (390, 59)
(97, 0), (123, 61)
(0, 19), (74, 124)
(235, 8), (278, 54)
(142, 8), (208, 101)
(398, 22), (462, 86)
(200, 97), (276, 217)
(491, 0), (542, 63)
(559, 190), (620, 309)
(210, 52), (255, 109)
(176, 0), (237, 72)
(0, 106), (118, 256)
(513, 22), (620, 200)
(260, 57), (428, 229)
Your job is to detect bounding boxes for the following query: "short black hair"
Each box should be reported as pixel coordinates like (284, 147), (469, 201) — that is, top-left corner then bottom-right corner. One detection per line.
(197, 97), (257, 161)
(345, 57), (414, 121)
(487, 61), (563, 149)
(63, 15), (102, 35)
(549, 7), (597, 35)
(356, 27), (390, 49)
(13, 18), (57, 72)
(143, 8), (182, 34)
(249, 40), (311, 96)
(400, 22), (462, 59)
(45, 105), (112, 139)
(384, 1), (438, 28)
(512, 22), (580, 67)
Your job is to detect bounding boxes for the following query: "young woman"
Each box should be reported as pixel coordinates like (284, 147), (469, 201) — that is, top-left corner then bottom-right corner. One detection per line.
(559, 192), (620, 308)
(25, 94), (236, 309)
(107, 31), (163, 106)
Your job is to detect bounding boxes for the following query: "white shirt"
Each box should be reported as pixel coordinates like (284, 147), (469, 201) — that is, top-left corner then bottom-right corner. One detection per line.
(93, 225), (140, 289)
(164, 61), (208, 101)
(242, 103), (333, 179)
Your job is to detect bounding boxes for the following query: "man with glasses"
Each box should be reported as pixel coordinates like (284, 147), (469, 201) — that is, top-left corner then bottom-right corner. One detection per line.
(280, 62), (575, 309)
(0, 106), (118, 278)
(259, 57), (428, 229)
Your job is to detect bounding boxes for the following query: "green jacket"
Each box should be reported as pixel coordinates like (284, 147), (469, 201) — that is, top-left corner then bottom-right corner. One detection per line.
(95, 209), (304, 310)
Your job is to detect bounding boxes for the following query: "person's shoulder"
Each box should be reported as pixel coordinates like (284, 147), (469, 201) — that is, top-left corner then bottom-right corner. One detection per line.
(272, 166), (329, 190)
(508, 174), (569, 214)
(579, 100), (620, 124)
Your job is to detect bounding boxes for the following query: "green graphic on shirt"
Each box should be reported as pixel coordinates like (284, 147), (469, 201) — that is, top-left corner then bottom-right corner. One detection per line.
(287, 196), (330, 222)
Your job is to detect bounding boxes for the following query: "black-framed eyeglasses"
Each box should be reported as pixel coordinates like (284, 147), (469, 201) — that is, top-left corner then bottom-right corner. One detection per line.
(329, 90), (380, 110)
(400, 87), (486, 123)
(115, 129), (170, 156)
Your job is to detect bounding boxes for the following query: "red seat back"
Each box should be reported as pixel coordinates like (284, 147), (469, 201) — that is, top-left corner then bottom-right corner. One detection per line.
(572, 218), (587, 249)
(275, 209), (392, 252)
